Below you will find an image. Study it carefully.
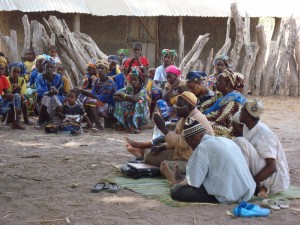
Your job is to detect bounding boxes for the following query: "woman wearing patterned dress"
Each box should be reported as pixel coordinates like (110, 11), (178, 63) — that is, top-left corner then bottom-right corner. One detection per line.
(113, 67), (149, 134)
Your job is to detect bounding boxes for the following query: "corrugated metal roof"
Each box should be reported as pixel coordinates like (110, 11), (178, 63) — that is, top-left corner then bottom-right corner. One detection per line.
(1, 0), (90, 14)
(0, 0), (298, 17)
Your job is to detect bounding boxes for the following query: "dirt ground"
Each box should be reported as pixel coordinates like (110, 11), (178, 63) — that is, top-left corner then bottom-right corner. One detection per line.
(0, 96), (300, 225)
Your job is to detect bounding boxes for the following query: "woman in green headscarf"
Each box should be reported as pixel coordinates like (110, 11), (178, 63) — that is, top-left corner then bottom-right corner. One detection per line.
(113, 66), (149, 134)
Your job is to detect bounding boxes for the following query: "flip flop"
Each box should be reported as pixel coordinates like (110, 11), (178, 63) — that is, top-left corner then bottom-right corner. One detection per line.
(91, 182), (108, 193)
(262, 199), (280, 210)
(106, 183), (119, 193)
(276, 199), (290, 209)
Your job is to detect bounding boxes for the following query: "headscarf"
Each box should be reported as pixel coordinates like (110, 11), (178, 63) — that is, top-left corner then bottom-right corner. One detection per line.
(245, 98), (264, 118)
(0, 56), (7, 67)
(219, 69), (244, 91)
(117, 49), (129, 56)
(182, 117), (206, 139)
(9, 62), (27, 76)
(213, 53), (231, 68)
(186, 71), (207, 82)
(165, 65), (181, 77)
(36, 54), (51, 61)
(162, 49), (177, 57)
(86, 62), (96, 69)
(42, 58), (56, 66)
(130, 66), (143, 79)
(178, 91), (197, 107)
(157, 99), (173, 118)
(108, 55), (119, 63)
(95, 59), (109, 70)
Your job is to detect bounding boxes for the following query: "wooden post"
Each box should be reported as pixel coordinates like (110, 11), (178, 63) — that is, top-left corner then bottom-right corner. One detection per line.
(73, 14), (80, 33)
(271, 17), (282, 41)
(253, 25), (267, 96)
(22, 15), (31, 56)
(276, 18), (297, 95)
(289, 55), (298, 96)
(178, 16), (184, 64)
(229, 3), (244, 70)
(205, 48), (214, 77)
(0, 30), (20, 62)
(294, 33), (300, 96)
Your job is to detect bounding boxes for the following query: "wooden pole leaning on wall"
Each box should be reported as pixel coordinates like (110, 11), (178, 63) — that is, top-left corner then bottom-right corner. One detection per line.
(73, 14), (80, 33)
(178, 16), (184, 64)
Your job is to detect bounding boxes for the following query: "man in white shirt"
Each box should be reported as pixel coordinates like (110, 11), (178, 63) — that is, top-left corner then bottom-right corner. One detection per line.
(169, 118), (256, 204)
(153, 49), (177, 85)
(235, 98), (290, 198)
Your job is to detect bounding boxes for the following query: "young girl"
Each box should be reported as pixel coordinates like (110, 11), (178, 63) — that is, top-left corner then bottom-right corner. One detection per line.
(0, 57), (25, 129)
(82, 62), (97, 90)
(124, 42), (149, 76)
(49, 89), (93, 134)
(49, 46), (61, 64)
(6, 64), (30, 124)
(23, 49), (36, 82)
(56, 63), (71, 96)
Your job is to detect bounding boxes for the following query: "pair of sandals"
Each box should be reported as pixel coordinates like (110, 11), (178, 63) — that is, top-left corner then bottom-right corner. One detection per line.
(91, 182), (119, 193)
(261, 199), (290, 210)
(233, 201), (270, 218)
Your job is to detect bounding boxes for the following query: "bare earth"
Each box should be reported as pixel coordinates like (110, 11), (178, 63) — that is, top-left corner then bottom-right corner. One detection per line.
(0, 96), (300, 225)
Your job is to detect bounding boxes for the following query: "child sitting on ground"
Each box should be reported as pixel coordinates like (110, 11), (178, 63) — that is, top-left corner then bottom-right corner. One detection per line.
(45, 89), (93, 134)
(56, 63), (71, 96)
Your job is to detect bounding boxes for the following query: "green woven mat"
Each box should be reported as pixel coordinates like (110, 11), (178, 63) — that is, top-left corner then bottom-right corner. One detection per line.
(113, 176), (300, 207)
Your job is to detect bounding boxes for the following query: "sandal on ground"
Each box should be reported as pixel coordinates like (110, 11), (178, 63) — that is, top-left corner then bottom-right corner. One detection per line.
(106, 183), (119, 193)
(262, 199), (280, 210)
(276, 199), (290, 209)
(91, 182), (108, 193)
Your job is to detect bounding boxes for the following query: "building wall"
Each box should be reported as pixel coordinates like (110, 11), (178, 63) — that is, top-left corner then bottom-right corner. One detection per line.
(0, 11), (258, 71)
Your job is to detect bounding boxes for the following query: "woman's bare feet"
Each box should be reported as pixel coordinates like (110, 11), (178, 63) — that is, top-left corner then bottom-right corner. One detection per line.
(126, 143), (144, 158)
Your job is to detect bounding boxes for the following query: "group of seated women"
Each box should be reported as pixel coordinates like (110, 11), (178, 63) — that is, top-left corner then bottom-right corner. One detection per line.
(0, 41), (245, 137)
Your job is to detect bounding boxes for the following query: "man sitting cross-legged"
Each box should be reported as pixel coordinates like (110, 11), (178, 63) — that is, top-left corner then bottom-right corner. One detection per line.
(234, 98), (290, 198)
(165, 118), (256, 204)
